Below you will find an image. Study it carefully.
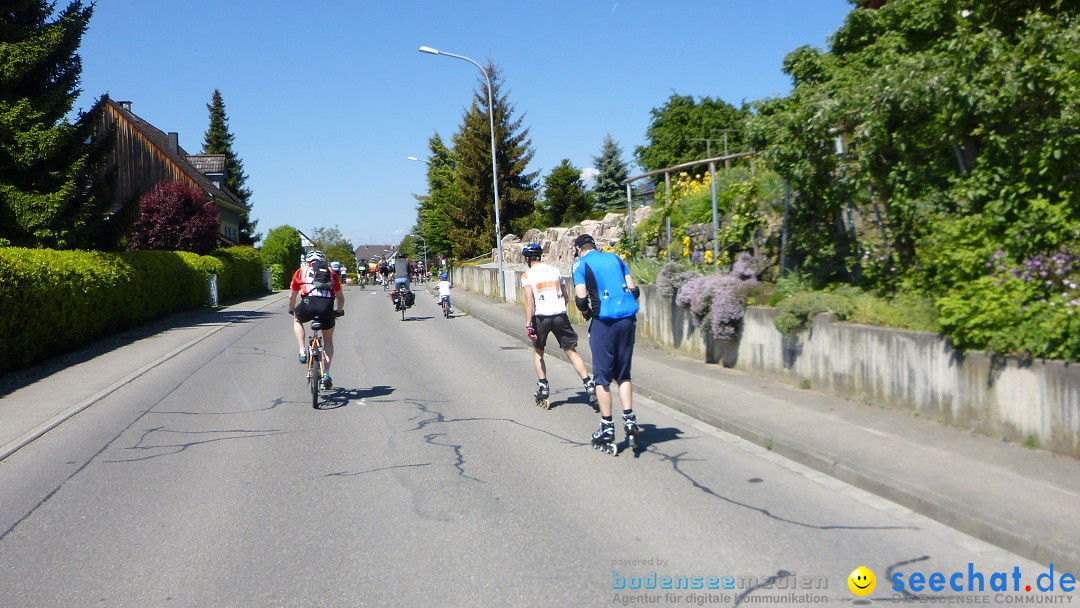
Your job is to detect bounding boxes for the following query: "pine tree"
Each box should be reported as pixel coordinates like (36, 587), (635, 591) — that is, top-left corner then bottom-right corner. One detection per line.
(450, 63), (538, 257)
(202, 89), (257, 244)
(0, 1), (127, 250)
(541, 159), (592, 226)
(592, 134), (630, 213)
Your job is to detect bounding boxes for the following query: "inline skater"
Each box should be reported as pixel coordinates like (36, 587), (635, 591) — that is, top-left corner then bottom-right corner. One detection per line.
(571, 234), (640, 455)
(520, 243), (596, 409)
(288, 250), (345, 389)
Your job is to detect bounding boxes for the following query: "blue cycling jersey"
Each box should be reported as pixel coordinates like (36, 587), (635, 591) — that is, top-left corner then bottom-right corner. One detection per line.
(572, 250), (639, 319)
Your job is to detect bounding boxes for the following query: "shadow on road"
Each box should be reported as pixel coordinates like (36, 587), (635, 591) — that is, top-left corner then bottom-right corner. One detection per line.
(317, 385), (395, 410)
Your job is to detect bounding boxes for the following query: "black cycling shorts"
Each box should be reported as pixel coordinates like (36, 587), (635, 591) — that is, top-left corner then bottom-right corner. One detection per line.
(532, 313), (578, 350)
(294, 296), (336, 329)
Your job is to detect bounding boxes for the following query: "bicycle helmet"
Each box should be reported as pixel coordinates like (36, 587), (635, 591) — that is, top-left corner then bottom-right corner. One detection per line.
(440, 272), (448, 281)
(522, 243), (543, 259)
(306, 250), (326, 264)
(331, 261), (341, 270)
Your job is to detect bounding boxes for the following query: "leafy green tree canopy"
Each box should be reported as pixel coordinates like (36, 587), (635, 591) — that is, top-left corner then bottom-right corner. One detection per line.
(634, 94), (748, 175)
(311, 226), (354, 268)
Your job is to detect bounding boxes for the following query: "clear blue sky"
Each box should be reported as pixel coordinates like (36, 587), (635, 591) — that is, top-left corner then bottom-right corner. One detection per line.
(74, 0), (854, 248)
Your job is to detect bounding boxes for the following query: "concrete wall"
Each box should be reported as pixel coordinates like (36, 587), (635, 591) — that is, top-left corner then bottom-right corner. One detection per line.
(455, 265), (1080, 458)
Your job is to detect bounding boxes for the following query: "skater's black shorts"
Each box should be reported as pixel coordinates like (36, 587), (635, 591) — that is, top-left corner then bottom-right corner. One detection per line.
(294, 296), (336, 329)
(531, 313), (578, 351)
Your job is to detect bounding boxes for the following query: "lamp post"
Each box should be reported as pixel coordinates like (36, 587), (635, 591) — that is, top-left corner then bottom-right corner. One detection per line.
(407, 156), (429, 165)
(407, 233), (428, 272)
(419, 45), (504, 301)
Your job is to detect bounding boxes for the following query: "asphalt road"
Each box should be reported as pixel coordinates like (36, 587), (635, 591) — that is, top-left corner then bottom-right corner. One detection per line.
(0, 285), (1050, 607)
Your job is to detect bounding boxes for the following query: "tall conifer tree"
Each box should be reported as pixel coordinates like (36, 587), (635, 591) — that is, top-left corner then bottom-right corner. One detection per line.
(592, 134), (630, 213)
(450, 63), (538, 257)
(202, 89), (257, 244)
(0, 1), (126, 249)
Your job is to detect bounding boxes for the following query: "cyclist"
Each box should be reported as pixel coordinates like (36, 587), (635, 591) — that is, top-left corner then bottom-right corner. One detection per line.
(393, 252), (411, 292)
(330, 261), (343, 282)
(520, 243), (595, 407)
(377, 258), (390, 287)
(289, 250), (345, 389)
(357, 259), (369, 286)
(437, 271), (453, 314)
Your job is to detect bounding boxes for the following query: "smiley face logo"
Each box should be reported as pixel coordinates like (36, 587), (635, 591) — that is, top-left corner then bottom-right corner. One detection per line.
(848, 566), (876, 596)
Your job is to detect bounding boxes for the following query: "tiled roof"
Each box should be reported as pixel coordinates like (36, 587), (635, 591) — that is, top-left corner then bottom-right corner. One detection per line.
(354, 244), (395, 262)
(187, 154), (227, 174)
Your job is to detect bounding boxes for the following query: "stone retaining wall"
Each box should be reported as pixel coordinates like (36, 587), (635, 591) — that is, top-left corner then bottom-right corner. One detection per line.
(454, 265), (1080, 458)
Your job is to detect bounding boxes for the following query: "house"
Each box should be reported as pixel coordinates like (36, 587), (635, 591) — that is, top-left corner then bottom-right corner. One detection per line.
(354, 244), (396, 265)
(99, 99), (249, 245)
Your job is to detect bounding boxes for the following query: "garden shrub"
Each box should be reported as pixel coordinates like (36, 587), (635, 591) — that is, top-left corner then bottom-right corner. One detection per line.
(0, 245), (269, 374)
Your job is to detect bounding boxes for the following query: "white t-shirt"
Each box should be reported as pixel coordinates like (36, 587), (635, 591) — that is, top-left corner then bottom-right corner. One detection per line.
(438, 280), (452, 297)
(521, 262), (567, 317)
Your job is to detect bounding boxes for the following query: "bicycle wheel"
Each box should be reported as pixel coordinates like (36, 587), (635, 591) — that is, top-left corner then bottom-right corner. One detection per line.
(401, 304), (406, 321)
(310, 340), (321, 408)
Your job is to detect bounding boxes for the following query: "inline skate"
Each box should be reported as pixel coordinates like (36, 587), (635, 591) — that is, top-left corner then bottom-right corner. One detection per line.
(591, 419), (617, 455)
(534, 379), (550, 410)
(622, 411), (641, 447)
(583, 376), (598, 406)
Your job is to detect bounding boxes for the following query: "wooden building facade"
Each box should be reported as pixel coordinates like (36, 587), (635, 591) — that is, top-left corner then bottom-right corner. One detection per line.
(99, 99), (248, 244)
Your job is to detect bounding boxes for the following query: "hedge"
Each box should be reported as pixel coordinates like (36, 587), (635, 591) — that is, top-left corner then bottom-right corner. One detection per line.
(0, 246), (266, 375)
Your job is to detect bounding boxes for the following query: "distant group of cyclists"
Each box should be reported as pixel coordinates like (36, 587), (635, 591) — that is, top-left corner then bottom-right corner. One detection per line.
(289, 251), (453, 388)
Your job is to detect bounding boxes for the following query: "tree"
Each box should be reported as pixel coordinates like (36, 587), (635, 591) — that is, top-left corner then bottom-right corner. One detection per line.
(541, 159), (592, 226)
(634, 94), (748, 175)
(592, 135), (630, 213)
(412, 132), (461, 258)
(202, 89), (257, 245)
(127, 181), (219, 254)
(451, 62), (539, 257)
(311, 226), (354, 268)
(0, 2), (129, 250)
(260, 225), (303, 287)
(749, 0), (1080, 289)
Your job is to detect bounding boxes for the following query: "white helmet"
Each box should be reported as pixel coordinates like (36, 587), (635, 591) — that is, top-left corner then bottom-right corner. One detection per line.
(306, 250), (326, 264)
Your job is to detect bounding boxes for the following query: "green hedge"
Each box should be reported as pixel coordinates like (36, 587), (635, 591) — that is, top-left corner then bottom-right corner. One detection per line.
(0, 246), (266, 374)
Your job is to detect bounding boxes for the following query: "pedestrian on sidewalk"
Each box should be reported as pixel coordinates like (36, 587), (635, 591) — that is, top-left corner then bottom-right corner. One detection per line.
(521, 243), (597, 409)
(571, 234), (641, 450)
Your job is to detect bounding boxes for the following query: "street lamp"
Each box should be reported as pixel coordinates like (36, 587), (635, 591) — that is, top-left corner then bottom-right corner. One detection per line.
(407, 156), (430, 165)
(407, 233), (428, 272)
(419, 45), (505, 301)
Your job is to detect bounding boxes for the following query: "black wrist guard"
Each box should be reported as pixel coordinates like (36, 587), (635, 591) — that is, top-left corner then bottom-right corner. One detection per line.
(629, 286), (640, 299)
(574, 296), (590, 313)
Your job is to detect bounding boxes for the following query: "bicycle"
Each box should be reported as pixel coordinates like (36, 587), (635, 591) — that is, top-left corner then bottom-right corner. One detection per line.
(391, 288), (413, 321)
(304, 311), (343, 408)
(440, 295), (451, 319)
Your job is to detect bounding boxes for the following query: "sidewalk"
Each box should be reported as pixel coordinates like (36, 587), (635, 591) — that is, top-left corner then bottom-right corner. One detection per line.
(451, 287), (1080, 574)
(0, 292), (287, 462)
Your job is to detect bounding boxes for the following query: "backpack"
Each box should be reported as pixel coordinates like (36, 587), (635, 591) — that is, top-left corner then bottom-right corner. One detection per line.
(309, 261), (334, 295)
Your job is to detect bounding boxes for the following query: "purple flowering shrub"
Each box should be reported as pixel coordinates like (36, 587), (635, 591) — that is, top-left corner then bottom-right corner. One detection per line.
(673, 253), (764, 342)
(656, 261), (700, 299)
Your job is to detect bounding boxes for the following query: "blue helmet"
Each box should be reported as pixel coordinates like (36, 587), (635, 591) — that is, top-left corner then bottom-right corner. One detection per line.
(440, 272), (448, 281)
(522, 243), (543, 259)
